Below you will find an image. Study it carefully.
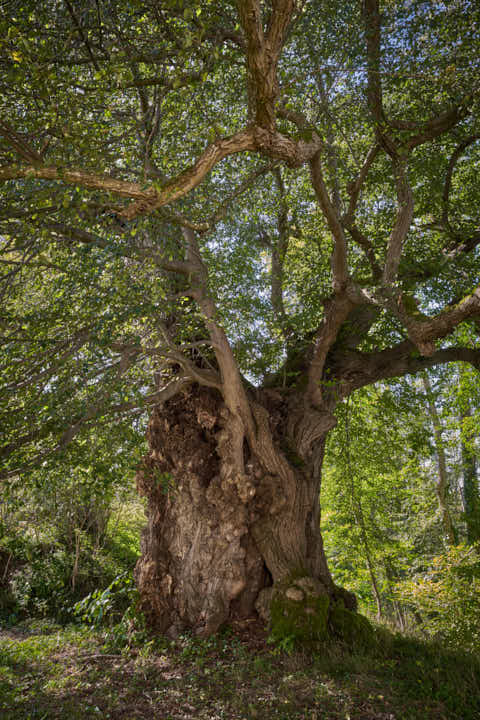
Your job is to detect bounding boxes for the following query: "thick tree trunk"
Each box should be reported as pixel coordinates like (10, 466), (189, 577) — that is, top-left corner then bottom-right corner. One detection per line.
(135, 385), (363, 643)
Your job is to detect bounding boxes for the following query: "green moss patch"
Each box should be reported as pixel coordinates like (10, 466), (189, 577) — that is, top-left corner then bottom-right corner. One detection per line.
(329, 604), (375, 649)
(270, 575), (330, 645)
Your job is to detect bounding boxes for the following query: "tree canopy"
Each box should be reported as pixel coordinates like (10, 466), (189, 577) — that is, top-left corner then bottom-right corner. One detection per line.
(1, 0), (479, 480)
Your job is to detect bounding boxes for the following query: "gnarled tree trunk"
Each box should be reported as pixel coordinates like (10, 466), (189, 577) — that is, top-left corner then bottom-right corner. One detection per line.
(135, 384), (361, 642)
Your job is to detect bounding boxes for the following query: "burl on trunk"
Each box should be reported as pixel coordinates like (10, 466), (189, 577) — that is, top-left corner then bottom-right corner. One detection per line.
(135, 385), (372, 646)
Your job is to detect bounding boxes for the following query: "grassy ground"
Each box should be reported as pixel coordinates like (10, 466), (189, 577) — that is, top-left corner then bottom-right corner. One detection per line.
(1, 618), (479, 720)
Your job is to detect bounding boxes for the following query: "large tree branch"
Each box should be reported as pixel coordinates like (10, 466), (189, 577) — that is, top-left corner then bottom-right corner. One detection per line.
(181, 229), (254, 427)
(306, 294), (354, 407)
(0, 120), (43, 164)
(399, 288), (480, 356)
(179, 227), (259, 472)
(0, 130), (255, 218)
(310, 152), (348, 291)
(382, 161), (414, 285)
(331, 341), (480, 398)
(238, 0), (296, 129)
(270, 167), (292, 336)
(0, 127), (321, 220)
(404, 100), (473, 151)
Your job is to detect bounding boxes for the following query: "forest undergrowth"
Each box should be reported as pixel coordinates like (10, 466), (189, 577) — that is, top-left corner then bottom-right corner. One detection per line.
(1, 614), (480, 720)
(1, 492), (479, 720)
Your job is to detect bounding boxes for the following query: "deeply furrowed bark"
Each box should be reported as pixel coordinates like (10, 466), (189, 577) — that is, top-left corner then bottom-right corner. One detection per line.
(135, 384), (358, 639)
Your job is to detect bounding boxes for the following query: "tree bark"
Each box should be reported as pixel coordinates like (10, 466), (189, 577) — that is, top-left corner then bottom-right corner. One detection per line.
(135, 384), (358, 639)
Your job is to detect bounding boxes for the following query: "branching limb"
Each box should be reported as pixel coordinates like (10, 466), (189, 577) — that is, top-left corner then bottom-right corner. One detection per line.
(382, 161), (414, 285)
(345, 224), (382, 282)
(0, 127), (320, 220)
(44, 222), (196, 275)
(317, 73), (342, 215)
(207, 161), (276, 228)
(0, 376), (190, 480)
(2, 328), (91, 393)
(306, 294), (354, 407)
(238, 0), (296, 129)
(344, 144), (380, 222)
(404, 99), (473, 151)
(362, 0), (471, 154)
(362, 0), (398, 156)
(270, 168), (293, 337)
(181, 228), (256, 450)
(398, 287), (480, 356)
(63, 0), (101, 71)
(0, 120), (43, 164)
(332, 341), (480, 398)
(441, 134), (480, 233)
(0, 131), (255, 218)
(341, 144), (382, 281)
(310, 152), (348, 292)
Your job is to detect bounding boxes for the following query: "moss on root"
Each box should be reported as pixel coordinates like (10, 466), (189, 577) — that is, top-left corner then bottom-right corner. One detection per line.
(268, 575), (375, 651)
(269, 575), (330, 645)
(329, 604), (375, 649)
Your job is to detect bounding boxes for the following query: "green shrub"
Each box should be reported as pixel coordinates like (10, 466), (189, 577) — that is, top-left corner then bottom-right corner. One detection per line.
(8, 545), (73, 619)
(72, 572), (148, 650)
(0, 496), (144, 624)
(72, 571), (135, 628)
(396, 544), (480, 653)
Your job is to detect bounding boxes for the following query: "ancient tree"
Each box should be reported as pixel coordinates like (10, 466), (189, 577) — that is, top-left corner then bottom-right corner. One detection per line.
(1, 0), (479, 640)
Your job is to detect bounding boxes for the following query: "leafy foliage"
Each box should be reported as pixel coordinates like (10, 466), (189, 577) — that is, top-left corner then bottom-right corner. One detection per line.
(72, 571), (135, 628)
(0, 0), (479, 659)
(397, 544), (480, 653)
(1, 0), (479, 481)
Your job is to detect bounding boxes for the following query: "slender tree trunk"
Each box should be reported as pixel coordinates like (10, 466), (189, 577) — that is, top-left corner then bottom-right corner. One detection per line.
(362, 529), (383, 620)
(384, 559), (405, 631)
(344, 399), (383, 619)
(460, 405), (480, 544)
(135, 385), (362, 641)
(422, 374), (457, 545)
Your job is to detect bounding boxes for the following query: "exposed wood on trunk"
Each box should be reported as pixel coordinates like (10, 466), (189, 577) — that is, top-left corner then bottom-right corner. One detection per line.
(135, 387), (264, 636)
(135, 385), (346, 636)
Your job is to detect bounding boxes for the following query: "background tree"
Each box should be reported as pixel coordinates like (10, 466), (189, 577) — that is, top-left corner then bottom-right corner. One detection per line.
(1, 0), (479, 641)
